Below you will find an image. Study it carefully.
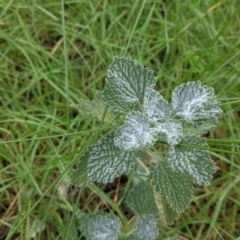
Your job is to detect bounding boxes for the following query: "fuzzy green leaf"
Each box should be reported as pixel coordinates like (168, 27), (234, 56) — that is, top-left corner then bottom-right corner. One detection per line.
(153, 188), (179, 225)
(125, 182), (158, 215)
(103, 57), (156, 114)
(166, 135), (216, 185)
(143, 88), (171, 123)
(79, 212), (122, 240)
(114, 111), (156, 151)
(155, 119), (183, 145)
(172, 81), (222, 124)
(133, 215), (159, 240)
(88, 133), (138, 183)
(70, 149), (90, 187)
(182, 120), (218, 136)
(78, 92), (115, 122)
(151, 162), (193, 213)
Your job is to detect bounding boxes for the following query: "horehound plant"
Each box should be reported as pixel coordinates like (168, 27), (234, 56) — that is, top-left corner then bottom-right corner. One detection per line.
(71, 57), (222, 240)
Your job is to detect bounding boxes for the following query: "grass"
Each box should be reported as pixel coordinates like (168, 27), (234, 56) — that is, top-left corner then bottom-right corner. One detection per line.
(0, 0), (240, 239)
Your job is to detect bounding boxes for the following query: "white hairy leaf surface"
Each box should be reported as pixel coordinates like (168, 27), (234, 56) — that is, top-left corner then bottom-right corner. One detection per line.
(166, 135), (216, 185)
(79, 212), (122, 240)
(70, 149), (89, 187)
(133, 215), (159, 240)
(103, 57), (156, 114)
(155, 119), (183, 145)
(114, 111), (156, 151)
(88, 133), (138, 183)
(172, 81), (222, 123)
(143, 88), (171, 123)
(125, 182), (158, 215)
(151, 162), (193, 213)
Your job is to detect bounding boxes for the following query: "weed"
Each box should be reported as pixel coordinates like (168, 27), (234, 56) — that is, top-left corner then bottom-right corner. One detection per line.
(71, 57), (222, 240)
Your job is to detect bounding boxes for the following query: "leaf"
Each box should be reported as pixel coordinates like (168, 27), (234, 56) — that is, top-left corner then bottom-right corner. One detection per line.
(151, 162), (193, 213)
(153, 188), (179, 225)
(182, 120), (218, 136)
(171, 81), (222, 123)
(114, 111), (156, 151)
(79, 91), (115, 122)
(125, 182), (158, 215)
(88, 133), (138, 183)
(155, 119), (183, 145)
(133, 215), (159, 240)
(70, 149), (90, 187)
(103, 57), (156, 114)
(166, 135), (216, 185)
(79, 212), (122, 240)
(143, 88), (171, 123)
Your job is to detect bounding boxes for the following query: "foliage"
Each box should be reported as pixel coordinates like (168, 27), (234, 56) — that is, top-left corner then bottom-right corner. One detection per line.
(79, 212), (122, 240)
(71, 57), (222, 239)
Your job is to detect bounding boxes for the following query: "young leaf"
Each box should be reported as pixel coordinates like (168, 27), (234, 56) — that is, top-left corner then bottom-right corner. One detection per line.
(155, 119), (183, 145)
(79, 212), (122, 240)
(70, 149), (90, 187)
(182, 120), (218, 136)
(103, 57), (156, 114)
(114, 111), (156, 151)
(166, 135), (216, 185)
(88, 133), (138, 183)
(78, 91), (115, 122)
(171, 81), (222, 123)
(132, 215), (159, 240)
(143, 88), (171, 123)
(125, 182), (158, 215)
(151, 162), (193, 213)
(153, 189), (179, 225)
